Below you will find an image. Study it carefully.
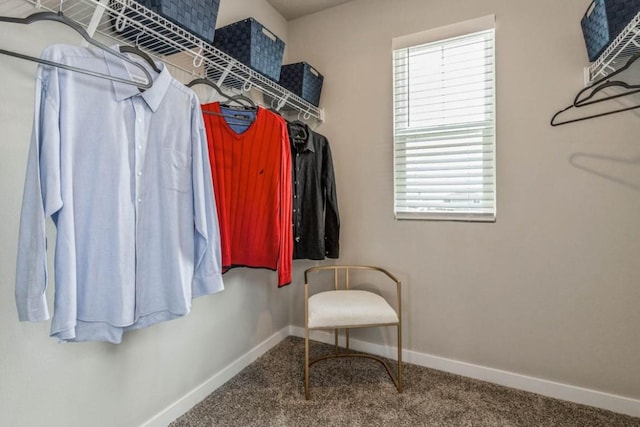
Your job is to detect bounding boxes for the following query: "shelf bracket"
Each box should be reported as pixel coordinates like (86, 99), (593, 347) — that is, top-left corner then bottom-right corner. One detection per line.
(83, 0), (108, 42)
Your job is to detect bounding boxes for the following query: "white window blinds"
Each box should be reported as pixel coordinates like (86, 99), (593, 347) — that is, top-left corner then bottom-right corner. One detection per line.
(393, 28), (496, 221)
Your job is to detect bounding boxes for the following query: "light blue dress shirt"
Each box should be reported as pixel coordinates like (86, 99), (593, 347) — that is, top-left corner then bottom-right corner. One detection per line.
(15, 44), (224, 343)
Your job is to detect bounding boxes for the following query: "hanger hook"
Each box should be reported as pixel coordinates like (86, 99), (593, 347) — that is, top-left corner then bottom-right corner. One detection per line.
(303, 109), (312, 121)
(276, 93), (289, 111)
(192, 45), (204, 68)
(115, 3), (128, 32)
(135, 29), (145, 49)
(242, 80), (252, 92)
(58, 0), (64, 13)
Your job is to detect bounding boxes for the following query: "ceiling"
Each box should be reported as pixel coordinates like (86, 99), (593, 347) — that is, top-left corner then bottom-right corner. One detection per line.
(266, 0), (353, 20)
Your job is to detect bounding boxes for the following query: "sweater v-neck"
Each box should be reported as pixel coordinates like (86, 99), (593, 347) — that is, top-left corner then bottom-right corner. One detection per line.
(211, 102), (261, 139)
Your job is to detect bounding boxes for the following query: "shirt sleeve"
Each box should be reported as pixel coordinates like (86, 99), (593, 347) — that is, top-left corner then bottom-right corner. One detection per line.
(191, 98), (224, 297)
(278, 119), (293, 287)
(322, 137), (340, 258)
(15, 64), (63, 322)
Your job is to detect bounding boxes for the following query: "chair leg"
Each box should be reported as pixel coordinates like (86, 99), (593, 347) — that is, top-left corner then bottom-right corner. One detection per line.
(305, 327), (310, 400)
(305, 283), (311, 399)
(397, 323), (403, 392)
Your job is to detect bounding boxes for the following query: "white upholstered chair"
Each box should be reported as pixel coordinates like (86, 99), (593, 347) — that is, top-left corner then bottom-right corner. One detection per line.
(304, 265), (402, 399)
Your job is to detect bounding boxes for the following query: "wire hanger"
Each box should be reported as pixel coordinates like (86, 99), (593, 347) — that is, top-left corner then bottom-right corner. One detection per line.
(0, 11), (153, 89)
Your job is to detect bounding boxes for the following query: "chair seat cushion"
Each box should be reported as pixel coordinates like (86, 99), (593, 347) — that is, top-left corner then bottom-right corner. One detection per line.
(307, 290), (399, 329)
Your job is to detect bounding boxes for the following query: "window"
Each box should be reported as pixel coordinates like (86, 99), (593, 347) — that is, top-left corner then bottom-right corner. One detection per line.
(392, 19), (496, 222)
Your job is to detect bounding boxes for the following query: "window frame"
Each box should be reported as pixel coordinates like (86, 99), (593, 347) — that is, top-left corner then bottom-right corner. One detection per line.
(392, 15), (496, 222)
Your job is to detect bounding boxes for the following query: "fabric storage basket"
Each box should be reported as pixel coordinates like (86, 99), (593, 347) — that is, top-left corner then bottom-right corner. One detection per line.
(111, 0), (220, 56)
(278, 62), (324, 107)
(581, 0), (640, 61)
(210, 17), (285, 81)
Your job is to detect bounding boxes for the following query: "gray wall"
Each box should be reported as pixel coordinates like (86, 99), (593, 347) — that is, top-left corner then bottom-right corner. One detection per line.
(0, 1), (292, 427)
(284, 0), (640, 401)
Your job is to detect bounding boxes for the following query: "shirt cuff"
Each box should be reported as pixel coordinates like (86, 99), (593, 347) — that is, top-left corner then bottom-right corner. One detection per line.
(16, 294), (50, 322)
(192, 272), (224, 298)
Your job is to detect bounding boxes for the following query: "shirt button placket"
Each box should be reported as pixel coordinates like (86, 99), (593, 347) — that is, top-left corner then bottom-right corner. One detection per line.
(134, 102), (145, 209)
(132, 100), (147, 321)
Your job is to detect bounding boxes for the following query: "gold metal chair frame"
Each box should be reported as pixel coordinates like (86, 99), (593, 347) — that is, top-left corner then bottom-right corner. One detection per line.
(304, 265), (403, 399)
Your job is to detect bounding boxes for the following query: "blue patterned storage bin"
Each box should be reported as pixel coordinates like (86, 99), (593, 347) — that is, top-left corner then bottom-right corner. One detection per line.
(211, 17), (285, 81)
(112, 0), (219, 55)
(581, 0), (640, 61)
(278, 62), (324, 107)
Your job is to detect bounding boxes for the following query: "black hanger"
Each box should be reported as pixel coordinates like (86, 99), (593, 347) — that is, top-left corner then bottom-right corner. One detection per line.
(0, 11), (153, 89)
(574, 53), (640, 107)
(574, 80), (640, 107)
(550, 102), (640, 126)
(287, 120), (309, 143)
(187, 78), (255, 108)
(550, 53), (640, 126)
(119, 45), (161, 74)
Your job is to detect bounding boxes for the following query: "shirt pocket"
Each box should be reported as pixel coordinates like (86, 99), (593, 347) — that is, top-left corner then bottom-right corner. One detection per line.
(161, 149), (191, 193)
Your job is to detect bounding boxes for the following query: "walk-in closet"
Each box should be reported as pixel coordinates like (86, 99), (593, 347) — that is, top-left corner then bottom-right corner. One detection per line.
(1, 0), (639, 426)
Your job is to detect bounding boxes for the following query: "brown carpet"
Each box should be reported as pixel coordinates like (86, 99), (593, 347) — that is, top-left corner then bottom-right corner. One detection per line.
(170, 336), (640, 427)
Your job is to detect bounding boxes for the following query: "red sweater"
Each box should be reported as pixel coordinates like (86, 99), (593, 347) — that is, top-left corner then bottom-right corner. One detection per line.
(201, 103), (292, 286)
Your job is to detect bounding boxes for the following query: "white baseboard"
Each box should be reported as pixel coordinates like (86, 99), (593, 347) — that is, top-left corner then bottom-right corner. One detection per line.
(142, 326), (640, 426)
(289, 326), (640, 418)
(140, 327), (290, 427)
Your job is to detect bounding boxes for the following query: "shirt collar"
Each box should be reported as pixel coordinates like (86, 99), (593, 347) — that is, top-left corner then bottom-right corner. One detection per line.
(299, 137), (315, 153)
(105, 46), (171, 112)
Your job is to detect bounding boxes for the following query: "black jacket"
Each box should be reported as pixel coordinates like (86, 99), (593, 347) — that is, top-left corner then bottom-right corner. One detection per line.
(288, 122), (340, 260)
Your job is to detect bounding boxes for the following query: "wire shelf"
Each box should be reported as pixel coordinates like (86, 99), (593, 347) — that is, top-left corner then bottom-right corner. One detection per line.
(587, 10), (640, 83)
(16, 0), (324, 122)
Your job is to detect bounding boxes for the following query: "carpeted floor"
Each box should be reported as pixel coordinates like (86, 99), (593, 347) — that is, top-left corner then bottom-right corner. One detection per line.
(170, 336), (640, 427)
